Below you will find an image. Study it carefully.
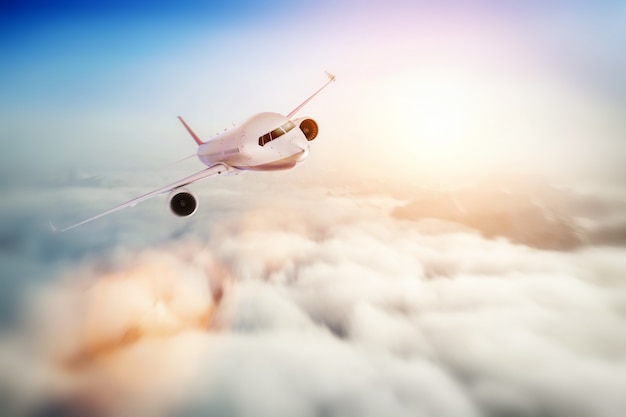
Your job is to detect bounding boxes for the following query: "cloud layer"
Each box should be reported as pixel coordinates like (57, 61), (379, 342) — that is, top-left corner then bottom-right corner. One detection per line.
(1, 177), (626, 417)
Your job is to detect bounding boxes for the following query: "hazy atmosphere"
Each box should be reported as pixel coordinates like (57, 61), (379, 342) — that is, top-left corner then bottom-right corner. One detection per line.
(1, 1), (626, 416)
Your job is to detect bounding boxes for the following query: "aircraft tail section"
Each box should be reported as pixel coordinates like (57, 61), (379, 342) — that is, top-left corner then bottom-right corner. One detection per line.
(178, 116), (204, 145)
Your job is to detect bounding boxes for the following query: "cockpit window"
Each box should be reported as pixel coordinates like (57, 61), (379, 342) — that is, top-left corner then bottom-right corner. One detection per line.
(258, 121), (297, 146)
(270, 127), (284, 140)
(282, 121), (295, 133)
(259, 133), (271, 146)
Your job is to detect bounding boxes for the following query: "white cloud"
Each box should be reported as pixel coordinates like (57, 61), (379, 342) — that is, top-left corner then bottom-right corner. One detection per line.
(2, 180), (626, 417)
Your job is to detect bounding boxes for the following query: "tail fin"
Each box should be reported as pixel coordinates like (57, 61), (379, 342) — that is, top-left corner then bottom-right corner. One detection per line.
(178, 116), (203, 145)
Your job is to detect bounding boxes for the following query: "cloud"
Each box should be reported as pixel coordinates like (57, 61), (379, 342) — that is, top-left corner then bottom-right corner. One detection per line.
(393, 181), (626, 251)
(1, 243), (228, 416)
(1, 178), (626, 417)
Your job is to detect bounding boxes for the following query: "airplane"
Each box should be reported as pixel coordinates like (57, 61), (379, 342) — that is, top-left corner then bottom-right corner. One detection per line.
(51, 71), (336, 232)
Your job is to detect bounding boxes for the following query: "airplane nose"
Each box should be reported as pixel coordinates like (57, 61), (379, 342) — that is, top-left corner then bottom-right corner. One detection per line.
(291, 144), (309, 161)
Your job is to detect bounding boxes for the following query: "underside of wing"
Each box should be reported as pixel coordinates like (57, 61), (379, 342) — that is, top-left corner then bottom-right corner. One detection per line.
(52, 163), (238, 232)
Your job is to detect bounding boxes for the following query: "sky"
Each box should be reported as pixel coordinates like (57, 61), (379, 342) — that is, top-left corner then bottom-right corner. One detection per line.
(1, 1), (626, 416)
(2, 0), (625, 183)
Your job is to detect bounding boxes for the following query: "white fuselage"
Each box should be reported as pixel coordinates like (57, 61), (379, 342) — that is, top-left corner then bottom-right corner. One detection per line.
(52, 72), (334, 232)
(197, 112), (310, 171)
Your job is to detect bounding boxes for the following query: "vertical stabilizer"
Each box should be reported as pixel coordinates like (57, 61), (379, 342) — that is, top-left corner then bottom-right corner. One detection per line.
(178, 116), (204, 145)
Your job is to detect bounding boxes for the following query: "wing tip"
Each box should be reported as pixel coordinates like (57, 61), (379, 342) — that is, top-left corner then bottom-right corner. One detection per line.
(49, 221), (60, 234)
(285, 71), (336, 119)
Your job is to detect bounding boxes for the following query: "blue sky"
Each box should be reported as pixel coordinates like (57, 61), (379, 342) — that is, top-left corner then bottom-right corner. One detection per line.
(1, 0), (625, 184)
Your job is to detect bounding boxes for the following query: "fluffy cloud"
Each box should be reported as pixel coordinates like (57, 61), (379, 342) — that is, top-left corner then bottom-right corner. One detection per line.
(1, 178), (626, 417)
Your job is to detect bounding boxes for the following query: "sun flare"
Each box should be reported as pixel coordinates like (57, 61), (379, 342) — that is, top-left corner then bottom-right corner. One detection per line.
(348, 66), (516, 181)
(381, 70), (489, 154)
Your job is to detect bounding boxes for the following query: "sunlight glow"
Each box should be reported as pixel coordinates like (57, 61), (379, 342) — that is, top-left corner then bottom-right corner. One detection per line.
(363, 67), (498, 178)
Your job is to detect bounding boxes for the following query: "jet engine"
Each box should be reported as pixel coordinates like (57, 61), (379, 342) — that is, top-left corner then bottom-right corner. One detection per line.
(168, 188), (198, 217)
(298, 118), (318, 141)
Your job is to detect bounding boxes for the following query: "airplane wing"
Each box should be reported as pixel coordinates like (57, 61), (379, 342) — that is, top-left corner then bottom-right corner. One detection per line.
(51, 163), (237, 233)
(286, 71), (336, 119)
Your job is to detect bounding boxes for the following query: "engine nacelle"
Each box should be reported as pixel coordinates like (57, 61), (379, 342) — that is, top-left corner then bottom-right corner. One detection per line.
(296, 118), (319, 141)
(168, 188), (198, 217)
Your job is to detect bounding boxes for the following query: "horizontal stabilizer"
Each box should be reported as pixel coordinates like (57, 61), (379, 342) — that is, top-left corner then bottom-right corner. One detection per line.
(165, 153), (197, 168)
